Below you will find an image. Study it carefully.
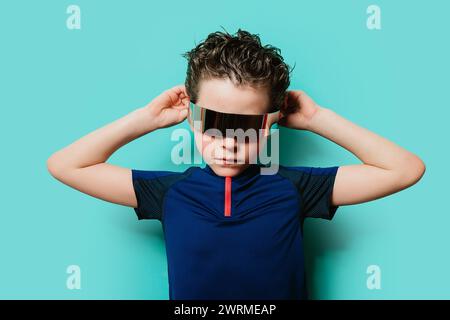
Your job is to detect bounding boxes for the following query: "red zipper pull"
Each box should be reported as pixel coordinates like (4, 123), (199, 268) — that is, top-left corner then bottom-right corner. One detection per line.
(224, 176), (232, 217)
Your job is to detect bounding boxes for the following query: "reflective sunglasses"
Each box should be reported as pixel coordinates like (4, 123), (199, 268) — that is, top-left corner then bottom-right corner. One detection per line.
(187, 101), (281, 137)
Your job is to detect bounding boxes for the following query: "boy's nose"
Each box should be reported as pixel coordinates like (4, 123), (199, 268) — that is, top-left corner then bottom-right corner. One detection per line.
(222, 136), (238, 152)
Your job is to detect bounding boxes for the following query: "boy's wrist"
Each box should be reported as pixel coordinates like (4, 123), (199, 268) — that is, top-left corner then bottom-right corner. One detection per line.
(305, 105), (332, 133)
(127, 107), (159, 138)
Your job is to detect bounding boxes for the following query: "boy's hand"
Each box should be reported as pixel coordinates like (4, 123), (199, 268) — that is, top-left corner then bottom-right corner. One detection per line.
(278, 90), (322, 131)
(145, 84), (190, 130)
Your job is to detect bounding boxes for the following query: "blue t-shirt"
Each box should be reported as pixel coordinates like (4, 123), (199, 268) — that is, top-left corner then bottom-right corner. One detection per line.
(131, 163), (340, 300)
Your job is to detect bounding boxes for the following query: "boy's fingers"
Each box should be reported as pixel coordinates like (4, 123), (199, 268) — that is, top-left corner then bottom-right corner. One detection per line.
(159, 85), (189, 109)
(173, 103), (189, 110)
(173, 108), (188, 123)
(171, 84), (189, 97)
(170, 85), (190, 104)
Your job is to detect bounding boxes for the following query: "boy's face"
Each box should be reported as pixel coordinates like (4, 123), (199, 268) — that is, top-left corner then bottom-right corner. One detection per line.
(190, 78), (273, 177)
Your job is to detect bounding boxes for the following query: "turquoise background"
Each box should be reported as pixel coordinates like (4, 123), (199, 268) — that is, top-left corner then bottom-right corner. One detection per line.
(0, 0), (448, 299)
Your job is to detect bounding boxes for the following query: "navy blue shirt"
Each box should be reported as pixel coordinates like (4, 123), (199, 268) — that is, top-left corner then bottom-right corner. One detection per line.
(131, 163), (340, 300)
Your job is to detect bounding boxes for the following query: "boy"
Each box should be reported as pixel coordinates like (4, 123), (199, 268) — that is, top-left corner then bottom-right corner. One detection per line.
(47, 29), (425, 300)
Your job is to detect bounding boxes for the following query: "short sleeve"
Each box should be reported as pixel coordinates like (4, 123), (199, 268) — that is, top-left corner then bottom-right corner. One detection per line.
(279, 165), (340, 220)
(131, 169), (183, 221)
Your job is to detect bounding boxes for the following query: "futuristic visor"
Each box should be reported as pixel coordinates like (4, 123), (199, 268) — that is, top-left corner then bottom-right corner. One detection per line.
(187, 101), (281, 137)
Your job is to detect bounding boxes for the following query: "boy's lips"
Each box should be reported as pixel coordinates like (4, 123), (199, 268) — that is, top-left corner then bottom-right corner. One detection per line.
(214, 157), (242, 165)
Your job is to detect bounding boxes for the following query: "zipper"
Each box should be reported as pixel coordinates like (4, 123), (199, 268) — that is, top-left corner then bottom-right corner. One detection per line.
(224, 176), (232, 217)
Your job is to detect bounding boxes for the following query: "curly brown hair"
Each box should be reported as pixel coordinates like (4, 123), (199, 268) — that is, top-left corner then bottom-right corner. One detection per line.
(181, 27), (295, 111)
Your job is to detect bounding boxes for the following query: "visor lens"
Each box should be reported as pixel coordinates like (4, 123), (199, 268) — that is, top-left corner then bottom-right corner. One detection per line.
(189, 102), (278, 136)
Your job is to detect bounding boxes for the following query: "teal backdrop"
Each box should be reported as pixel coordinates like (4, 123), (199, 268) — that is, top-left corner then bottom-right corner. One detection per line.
(0, 0), (448, 299)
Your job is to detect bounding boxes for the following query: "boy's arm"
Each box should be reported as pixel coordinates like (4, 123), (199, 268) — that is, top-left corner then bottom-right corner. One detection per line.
(47, 85), (190, 207)
(279, 90), (426, 206)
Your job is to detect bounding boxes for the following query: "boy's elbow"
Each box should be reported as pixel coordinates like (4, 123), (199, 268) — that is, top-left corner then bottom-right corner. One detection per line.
(47, 153), (64, 179)
(398, 155), (426, 188)
(410, 156), (426, 184)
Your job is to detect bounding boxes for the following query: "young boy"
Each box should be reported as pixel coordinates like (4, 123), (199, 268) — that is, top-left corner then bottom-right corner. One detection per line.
(47, 29), (425, 300)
